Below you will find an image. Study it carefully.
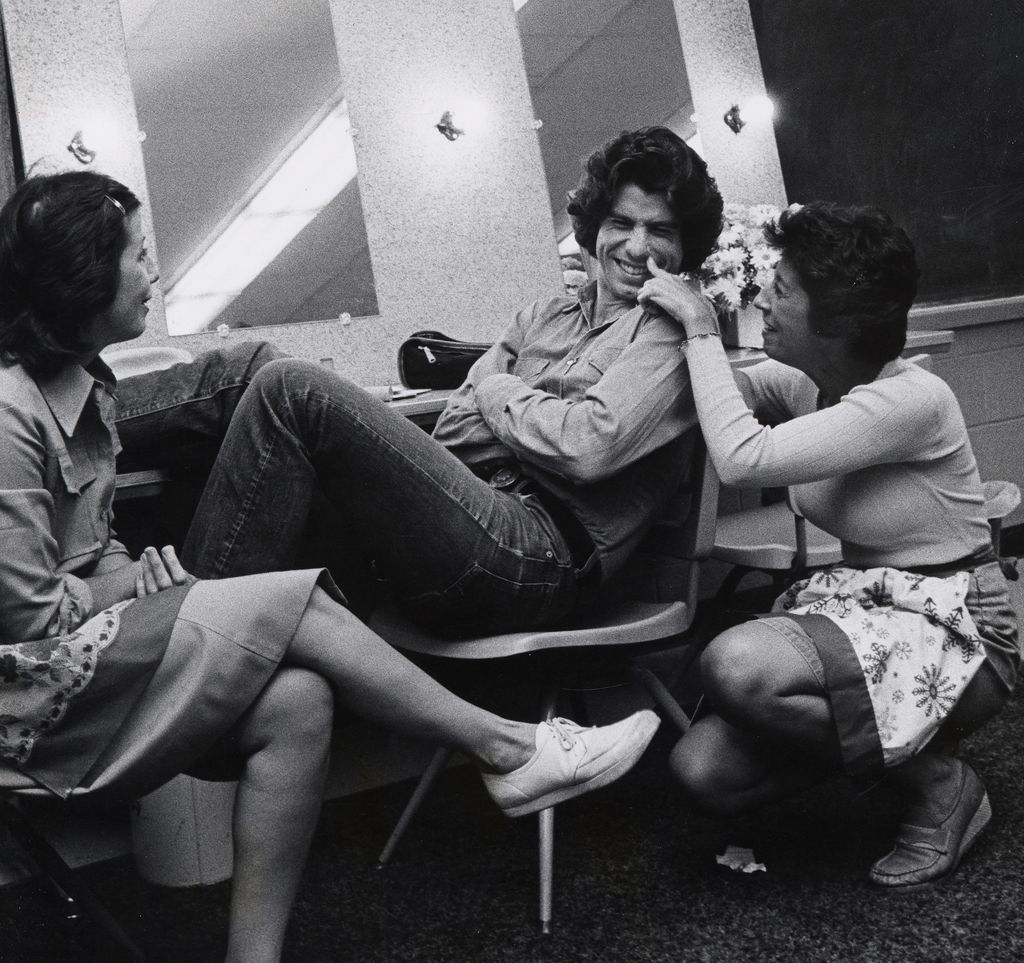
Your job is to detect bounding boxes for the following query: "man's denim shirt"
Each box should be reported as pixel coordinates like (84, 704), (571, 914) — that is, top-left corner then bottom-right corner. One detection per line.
(433, 282), (698, 581)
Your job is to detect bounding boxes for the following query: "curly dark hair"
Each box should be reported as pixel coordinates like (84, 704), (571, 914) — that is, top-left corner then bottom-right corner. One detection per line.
(765, 202), (919, 365)
(0, 170), (141, 377)
(566, 127), (723, 271)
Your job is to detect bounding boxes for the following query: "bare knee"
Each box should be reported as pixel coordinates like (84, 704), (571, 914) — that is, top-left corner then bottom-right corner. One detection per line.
(700, 626), (778, 718)
(668, 732), (747, 818)
(251, 668), (335, 752)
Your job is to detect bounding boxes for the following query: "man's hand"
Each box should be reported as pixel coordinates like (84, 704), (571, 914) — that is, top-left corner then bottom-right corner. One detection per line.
(136, 546), (196, 598)
(637, 257), (720, 339)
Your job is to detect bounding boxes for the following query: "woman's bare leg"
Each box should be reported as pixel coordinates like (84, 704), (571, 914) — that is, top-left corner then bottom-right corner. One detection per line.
(670, 714), (836, 815)
(283, 588), (537, 772)
(223, 668), (334, 963)
(699, 621), (842, 757)
(670, 621), (843, 813)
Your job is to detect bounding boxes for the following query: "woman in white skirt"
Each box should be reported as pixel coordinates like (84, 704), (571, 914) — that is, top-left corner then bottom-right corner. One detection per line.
(637, 201), (1019, 891)
(0, 170), (659, 962)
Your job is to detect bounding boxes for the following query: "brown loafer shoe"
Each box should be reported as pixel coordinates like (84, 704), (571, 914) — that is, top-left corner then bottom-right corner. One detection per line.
(868, 760), (991, 892)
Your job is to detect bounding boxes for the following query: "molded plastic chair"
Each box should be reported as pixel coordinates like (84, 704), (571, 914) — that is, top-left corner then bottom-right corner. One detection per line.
(985, 479), (1021, 579)
(710, 494), (843, 603)
(368, 438), (719, 932)
(711, 479), (1021, 600)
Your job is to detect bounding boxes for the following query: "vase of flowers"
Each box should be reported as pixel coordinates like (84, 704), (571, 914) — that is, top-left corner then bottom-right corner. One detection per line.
(698, 202), (782, 348)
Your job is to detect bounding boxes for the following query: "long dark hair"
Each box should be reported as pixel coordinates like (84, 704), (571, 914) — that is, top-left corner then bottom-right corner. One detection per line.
(0, 171), (141, 376)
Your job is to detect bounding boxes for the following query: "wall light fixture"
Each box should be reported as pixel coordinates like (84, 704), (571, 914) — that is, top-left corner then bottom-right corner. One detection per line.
(67, 130), (96, 164)
(723, 95), (776, 134)
(435, 111), (465, 141)
(722, 104), (745, 134)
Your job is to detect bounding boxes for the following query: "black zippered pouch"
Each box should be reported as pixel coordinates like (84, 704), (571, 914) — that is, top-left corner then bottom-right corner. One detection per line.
(397, 330), (492, 389)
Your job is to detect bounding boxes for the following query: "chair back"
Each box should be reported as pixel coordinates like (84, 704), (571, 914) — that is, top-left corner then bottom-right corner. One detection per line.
(618, 432), (717, 606)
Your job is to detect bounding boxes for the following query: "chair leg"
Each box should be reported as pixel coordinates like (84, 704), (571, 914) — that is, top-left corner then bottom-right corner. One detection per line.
(537, 683), (558, 934)
(538, 806), (554, 935)
(376, 747), (454, 867)
(630, 662), (693, 734)
(0, 799), (145, 961)
(713, 565), (753, 606)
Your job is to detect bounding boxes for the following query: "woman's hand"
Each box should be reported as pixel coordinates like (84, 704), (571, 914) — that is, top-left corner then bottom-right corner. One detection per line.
(638, 257), (720, 339)
(136, 545), (195, 598)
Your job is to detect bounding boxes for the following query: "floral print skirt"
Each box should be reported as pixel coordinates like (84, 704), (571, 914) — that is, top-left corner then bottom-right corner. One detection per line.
(762, 559), (1018, 776)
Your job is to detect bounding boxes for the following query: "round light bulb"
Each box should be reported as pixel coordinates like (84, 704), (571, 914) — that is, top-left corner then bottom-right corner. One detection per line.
(742, 94), (776, 126)
(76, 113), (122, 160)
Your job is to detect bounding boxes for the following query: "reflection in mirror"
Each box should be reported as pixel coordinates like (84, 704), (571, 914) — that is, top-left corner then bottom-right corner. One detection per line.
(515, 0), (698, 256)
(119, 0), (378, 335)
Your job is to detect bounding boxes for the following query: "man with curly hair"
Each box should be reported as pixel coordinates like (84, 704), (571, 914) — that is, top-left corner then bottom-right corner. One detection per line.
(117, 126), (723, 636)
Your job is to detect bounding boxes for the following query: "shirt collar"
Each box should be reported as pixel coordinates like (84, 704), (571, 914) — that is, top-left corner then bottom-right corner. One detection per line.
(35, 359), (116, 435)
(574, 280), (599, 325)
(571, 280), (647, 331)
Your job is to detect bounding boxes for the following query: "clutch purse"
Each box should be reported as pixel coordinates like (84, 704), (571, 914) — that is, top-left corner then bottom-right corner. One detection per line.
(397, 330), (492, 389)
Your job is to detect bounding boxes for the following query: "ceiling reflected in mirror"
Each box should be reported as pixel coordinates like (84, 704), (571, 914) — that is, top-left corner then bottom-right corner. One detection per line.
(119, 0), (378, 335)
(515, 0), (698, 252)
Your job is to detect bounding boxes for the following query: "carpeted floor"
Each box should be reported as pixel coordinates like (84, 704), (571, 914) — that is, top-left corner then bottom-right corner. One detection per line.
(3, 568), (1023, 962)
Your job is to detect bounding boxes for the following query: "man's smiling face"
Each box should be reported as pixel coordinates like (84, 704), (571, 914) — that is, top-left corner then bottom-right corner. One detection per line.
(594, 183), (683, 317)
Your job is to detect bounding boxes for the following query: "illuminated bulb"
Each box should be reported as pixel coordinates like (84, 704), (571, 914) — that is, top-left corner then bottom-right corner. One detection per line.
(742, 94), (775, 125)
(68, 114), (123, 163)
(80, 114), (121, 157)
(722, 95), (776, 134)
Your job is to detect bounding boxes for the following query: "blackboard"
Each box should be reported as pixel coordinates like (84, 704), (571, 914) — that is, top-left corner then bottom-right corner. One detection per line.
(749, 0), (1024, 304)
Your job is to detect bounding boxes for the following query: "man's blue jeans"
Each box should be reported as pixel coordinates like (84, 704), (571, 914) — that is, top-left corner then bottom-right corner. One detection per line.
(115, 340), (288, 475)
(116, 347), (581, 635)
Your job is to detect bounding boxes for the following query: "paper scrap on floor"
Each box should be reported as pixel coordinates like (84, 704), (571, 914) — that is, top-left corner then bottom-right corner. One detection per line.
(716, 845), (767, 873)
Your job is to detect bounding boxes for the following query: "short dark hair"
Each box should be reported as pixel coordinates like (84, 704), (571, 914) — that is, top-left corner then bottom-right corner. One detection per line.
(0, 170), (141, 377)
(566, 126), (723, 271)
(765, 202), (919, 365)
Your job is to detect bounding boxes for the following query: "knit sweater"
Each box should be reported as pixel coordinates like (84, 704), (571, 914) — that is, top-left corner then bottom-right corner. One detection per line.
(682, 336), (992, 569)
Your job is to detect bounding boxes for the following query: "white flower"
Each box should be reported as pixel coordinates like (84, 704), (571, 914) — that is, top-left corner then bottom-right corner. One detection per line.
(750, 247), (780, 271)
(748, 204), (781, 226)
(562, 269), (588, 293)
(718, 223), (745, 247)
(703, 276), (744, 306)
(699, 201), (784, 308)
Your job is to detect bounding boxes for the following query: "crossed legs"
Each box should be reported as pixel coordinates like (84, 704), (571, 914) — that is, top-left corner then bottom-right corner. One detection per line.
(221, 668), (334, 963)
(217, 585), (657, 959)
(216, 592), (540, 961)
(180, 358), (578, 633)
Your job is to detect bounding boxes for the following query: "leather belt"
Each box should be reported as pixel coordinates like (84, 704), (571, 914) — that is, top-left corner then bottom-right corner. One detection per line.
(474, 461), (597, 574)
(902, 545), (998, 577)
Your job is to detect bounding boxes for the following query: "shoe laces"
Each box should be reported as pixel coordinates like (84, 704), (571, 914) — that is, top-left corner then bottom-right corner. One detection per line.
(545, 717), (587, 750)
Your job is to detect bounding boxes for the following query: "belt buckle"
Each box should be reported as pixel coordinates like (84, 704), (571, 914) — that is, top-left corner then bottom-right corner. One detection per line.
(488, 466), (520, 490)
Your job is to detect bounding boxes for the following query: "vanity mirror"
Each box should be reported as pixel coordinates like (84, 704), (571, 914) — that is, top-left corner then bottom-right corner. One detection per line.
(515, 0), (697, 252)
(119, 0), (378, 335)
